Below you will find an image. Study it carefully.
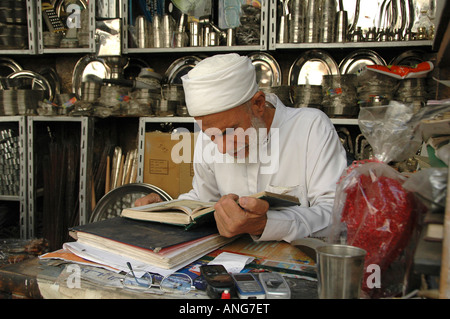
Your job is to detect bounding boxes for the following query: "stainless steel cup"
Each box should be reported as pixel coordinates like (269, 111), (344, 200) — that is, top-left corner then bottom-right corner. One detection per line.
(335, 10), (348, 43)
(305, 0), (320, 43)
(136, 16), (149, 48)
(289, 0), (305, 43)
(226, 28), (236, 46)
(320, 0), (336, 43)
(152, 15), (162, 48)
(316, 244), (366, 299)
(189, 22), (200, 46)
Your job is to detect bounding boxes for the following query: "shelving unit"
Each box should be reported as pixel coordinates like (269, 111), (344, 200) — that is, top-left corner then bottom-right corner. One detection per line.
(122, 0), (269, 53)
(0, 0), (38, 55)
(0, 116), (27, 239)
(0, 0), (447, 243)
(26, 116), (93, 239)
(35, 0), (96, 54)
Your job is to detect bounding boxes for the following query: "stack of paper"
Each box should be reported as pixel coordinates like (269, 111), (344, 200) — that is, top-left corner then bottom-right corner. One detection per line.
(41, 217), (234, 277)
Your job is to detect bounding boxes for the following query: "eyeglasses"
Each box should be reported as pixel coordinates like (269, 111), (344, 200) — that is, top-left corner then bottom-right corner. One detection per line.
(121, 262), (195, 295)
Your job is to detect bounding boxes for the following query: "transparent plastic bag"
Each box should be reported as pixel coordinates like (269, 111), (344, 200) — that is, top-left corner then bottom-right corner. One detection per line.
(328, 101), (450, 298)
(330, 160), (423, 297)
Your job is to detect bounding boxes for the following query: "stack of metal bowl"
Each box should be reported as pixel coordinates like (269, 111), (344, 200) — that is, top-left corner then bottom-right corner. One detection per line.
(156, 84), (185, 116)
(321, 74), (358, 117)
(290, 84), (323, 108)
(81, 82), (102, 102)
(0, 0), (28, 49)
(0, 89), (44, 115)
(394, 78), (428, 107)
(357, 70), (398, 107)
(260, 86), (292, 107)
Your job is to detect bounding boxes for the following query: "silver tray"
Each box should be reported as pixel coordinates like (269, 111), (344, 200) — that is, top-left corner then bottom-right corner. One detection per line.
(89, 183), (172, 223)
(389, 50), (426, 66)
(289, 50), (339, 86)
(39, 67), (61, 97)
(51, 0), (87, 17)
(164, 56), (203, 85)
(7, 70), (53, 101)
(247, 52), (282, 87)
(339, 49), (386, 75)
(0, 57), (22, 77)
(72, 55), (111, 99)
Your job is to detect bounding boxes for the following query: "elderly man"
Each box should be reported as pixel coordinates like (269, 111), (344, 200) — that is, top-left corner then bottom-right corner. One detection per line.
(136, 53), (347, 243)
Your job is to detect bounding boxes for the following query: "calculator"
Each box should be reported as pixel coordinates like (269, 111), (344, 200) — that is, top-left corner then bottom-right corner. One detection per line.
(42, 2), (66, 33)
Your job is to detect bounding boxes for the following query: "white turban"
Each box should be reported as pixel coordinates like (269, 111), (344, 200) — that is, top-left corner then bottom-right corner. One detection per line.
(181, 53), (259, 117)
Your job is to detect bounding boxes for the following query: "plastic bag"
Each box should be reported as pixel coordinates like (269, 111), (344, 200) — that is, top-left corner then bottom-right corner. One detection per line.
(328, 102), (449, 298)
(330, 160), (423, 297)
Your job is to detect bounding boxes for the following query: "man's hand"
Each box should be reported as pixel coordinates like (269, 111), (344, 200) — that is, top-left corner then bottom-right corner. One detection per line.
(134, 193), (163, 207)
(213, 194), (269, 238)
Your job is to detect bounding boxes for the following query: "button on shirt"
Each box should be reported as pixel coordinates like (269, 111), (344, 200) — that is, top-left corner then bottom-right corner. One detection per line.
(178, 95), (347, 242)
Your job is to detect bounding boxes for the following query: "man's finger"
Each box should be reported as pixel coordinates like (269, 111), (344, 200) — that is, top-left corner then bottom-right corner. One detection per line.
(238, 196), (269, 214)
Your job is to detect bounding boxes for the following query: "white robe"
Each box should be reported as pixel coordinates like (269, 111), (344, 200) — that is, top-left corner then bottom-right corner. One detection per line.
(179, 95), (347, 242)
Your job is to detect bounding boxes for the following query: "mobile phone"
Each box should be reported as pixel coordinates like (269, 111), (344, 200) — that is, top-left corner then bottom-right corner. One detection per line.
(258, 272), (291, 299)
(200, 265), (235, 299)
(231, 273), (265, 299)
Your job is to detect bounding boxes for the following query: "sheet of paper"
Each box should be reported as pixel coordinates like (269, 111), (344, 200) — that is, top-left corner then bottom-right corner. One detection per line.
(208, 252), (254, 273)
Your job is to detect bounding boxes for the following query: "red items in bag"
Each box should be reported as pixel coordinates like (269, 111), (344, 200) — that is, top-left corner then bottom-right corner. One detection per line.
(338, 160), (420, 294)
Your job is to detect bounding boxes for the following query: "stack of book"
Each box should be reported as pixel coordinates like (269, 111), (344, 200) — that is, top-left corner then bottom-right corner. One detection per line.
(41, 191), (300, 276)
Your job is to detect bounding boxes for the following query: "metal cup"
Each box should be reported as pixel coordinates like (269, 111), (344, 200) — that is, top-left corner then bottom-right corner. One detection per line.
(316, 244), (366, 299)
(305, 0), (320, 43)
(189, 22), (200, 47)
(226, 28), (236, 46)
(335, 10), (348, 43)
(289, 0), (305, 43)
(136, 16), (149, 48)
(152, 15), (162, 48)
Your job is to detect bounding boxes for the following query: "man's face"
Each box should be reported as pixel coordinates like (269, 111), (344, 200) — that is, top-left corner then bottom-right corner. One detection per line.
(195, 103), (265, 159)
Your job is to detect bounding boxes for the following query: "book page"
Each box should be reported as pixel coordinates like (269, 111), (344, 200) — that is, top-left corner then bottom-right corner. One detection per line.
(128, 199), (214, 216)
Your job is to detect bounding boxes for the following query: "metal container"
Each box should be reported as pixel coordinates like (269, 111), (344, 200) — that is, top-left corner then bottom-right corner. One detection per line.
(289, 0), (306, 43)
(305, 0), (320, 43)
(189, 22), (200, 47)
(316, 244), (366, 299)
(152, 15), (162, 48)
(335, 10), (347, 43)
(226, 28), (236, 46)
(136, 16), (149, 48)
(320, 0), (336, 43)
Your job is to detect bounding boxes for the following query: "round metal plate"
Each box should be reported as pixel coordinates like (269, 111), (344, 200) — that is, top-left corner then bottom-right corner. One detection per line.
(389, 50), (426, 66)
(164, 56), (203, 85)
(89, 183), (173, 223)
(7, 70), (53, 101)
(289, 50), (339, 86)
(0, 57), (22, 77)
(339, 49), (386, 75)
(72, 55), (111, 99)
(248, 52), (282, 87)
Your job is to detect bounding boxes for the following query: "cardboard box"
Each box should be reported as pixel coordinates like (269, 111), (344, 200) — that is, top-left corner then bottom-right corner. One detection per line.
(144, 131), (196, 199)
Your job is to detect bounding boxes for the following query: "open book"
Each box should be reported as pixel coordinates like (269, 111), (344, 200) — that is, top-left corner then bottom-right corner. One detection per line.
(121, 191), (300, 229)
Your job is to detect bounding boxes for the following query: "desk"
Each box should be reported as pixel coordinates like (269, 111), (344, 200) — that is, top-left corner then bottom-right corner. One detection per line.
(0, 239), (319, 299)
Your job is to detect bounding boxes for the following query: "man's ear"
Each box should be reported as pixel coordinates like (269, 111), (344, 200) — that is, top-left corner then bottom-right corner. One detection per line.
(250, 91), (266, 116)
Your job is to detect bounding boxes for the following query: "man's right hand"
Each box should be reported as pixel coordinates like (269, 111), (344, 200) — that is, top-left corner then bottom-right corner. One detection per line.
(134, 193), (163, 207)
